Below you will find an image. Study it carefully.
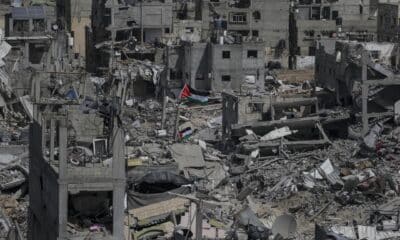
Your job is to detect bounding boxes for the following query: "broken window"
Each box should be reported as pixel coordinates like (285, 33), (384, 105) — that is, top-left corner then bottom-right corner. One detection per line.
(185, 27), (194, 33)
(253, 11), (261, 21)
(304, 30), (315, 37)
(252, 30), (259, 37)
(13, 20), (29, 32)
(370, 50), (380, 60)
(332, 11), (339, 20)
(32, 19), (45, 32)
(322, 7), (330, 19)
(246, 103), (263, 113)
(222, 75), (231, 82)
(336, 17), (342, 26)
(116, 30), (130, 41)
(230, 13), (247, 24)
(311, 7), (321, 20)
(165, 28), (170, 34)
(247, 50), (258, 58)
(29, 43), (46, 64)
(222, 51), (231, 59)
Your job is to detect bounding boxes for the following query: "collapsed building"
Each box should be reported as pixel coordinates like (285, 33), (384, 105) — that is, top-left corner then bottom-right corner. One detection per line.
(316, 39), (400, 134)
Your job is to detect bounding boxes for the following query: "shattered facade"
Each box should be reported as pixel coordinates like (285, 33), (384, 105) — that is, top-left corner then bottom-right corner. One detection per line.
(290, 0), (379, 69)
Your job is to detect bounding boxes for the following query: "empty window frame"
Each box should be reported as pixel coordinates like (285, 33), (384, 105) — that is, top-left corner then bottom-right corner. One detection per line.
(222, 75), (231, 82)
(230, 13), (247, 24)
(222, 51), (231, 59)
(247, 50), (258, 58)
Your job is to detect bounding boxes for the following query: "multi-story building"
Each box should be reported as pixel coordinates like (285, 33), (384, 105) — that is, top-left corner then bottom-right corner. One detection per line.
(183, 39), (265, 92)
(377, 2), (400, 42)
(205, 0), (290, 63)
(290, 0), (378, 69)
(28, 79), (126, 239)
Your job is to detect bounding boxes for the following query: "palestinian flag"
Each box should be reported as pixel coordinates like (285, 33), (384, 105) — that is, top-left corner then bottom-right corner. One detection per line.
(179, 84), (209, 104)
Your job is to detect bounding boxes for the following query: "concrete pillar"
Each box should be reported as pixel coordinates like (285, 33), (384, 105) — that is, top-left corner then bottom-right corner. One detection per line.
(112, 127), (126, 239)
(58, 183), (68, 239)
(58, 118), (68, 179)
(58, 118), (68, 238)
(361, 51), (369, 135)
(113, 182), (125, 239)
(49, 118), (55, 162)
(41, 118), (47, 157)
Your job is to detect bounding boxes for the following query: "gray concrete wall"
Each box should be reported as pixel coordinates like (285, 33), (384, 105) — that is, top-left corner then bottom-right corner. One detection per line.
(29, 122), (60, 240)
(296, 20), (336, 55)
(184, 42), (210, 90)
(115, 3), (173, 29)
(211, 42), (265, 91)
(377, 3), (399, 42)
(211, 44), (243, 91)
(205, 0), (290, 49)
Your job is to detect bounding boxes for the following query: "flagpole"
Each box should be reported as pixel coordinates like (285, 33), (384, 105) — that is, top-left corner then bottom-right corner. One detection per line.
(174, 101), (181, 141)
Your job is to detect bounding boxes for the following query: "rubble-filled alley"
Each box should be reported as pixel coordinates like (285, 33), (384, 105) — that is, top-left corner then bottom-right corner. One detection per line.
(1, 0), (400, 240)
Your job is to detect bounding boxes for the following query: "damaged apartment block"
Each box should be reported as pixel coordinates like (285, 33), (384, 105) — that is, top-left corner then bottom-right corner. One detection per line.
(316, 40), (400, 134)
(28, 77), (125, 239)
(289, 0), (378, 69)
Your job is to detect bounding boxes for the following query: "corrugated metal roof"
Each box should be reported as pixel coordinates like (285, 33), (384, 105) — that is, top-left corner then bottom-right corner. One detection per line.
(11, 6), (46, 19)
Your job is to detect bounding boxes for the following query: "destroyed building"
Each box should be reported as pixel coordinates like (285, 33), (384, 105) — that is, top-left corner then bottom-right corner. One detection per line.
(316, 39), (400, 133)
(28, 72), (126, 239)
(289, 0), (379, 69)
(206, 0), (290, 63)
(3, 0), (400, 240)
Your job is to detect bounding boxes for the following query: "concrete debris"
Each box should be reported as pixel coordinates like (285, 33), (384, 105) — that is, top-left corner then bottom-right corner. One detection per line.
(169, 143), (206, 170)
(260, 127), (298, 141)
(0, 0), (399, 239)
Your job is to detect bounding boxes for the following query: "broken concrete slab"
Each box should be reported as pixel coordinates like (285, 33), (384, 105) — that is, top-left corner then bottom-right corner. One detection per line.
(169, 143), (206, 170)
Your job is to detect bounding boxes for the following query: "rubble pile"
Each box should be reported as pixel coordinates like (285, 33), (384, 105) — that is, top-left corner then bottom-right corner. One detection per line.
(0, 0), (400, 239)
